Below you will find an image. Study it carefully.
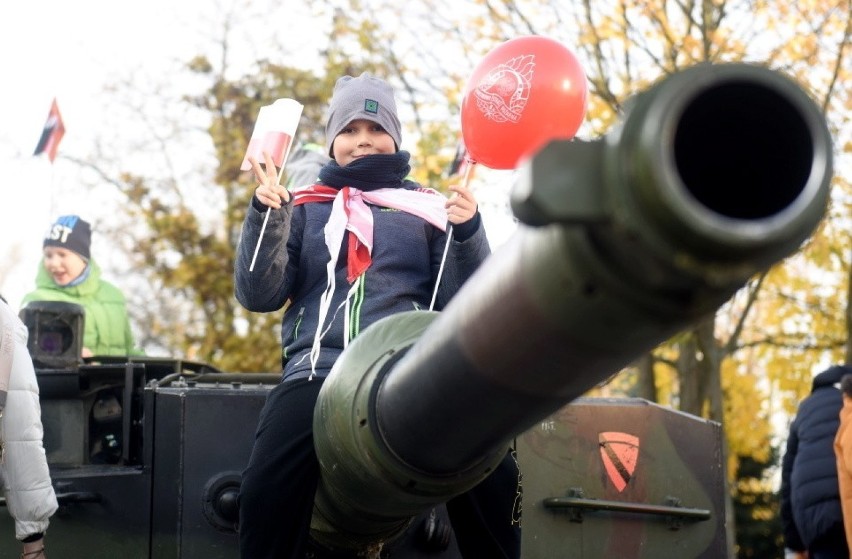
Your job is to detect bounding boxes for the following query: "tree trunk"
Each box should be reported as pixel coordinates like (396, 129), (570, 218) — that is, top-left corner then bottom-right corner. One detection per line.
(634, 353), (658, 402)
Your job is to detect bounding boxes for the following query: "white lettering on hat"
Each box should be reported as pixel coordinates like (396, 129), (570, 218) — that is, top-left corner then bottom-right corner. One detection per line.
(46, 224), (73, 243)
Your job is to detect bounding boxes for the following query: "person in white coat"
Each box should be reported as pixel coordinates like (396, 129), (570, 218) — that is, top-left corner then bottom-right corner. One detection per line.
(0, 295), (58, 559)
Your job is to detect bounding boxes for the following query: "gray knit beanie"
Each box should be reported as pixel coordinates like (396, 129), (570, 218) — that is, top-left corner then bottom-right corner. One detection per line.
(325, 74), (402, 157)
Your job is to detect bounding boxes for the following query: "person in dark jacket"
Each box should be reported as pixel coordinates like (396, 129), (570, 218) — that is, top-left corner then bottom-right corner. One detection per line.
(781, 364), (852, 558)
(235, 73), (520, 559)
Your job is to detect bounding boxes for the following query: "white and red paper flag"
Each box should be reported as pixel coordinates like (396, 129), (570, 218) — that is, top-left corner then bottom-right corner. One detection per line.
(240, 98), (304, 171)
(33, 98), (65, 163)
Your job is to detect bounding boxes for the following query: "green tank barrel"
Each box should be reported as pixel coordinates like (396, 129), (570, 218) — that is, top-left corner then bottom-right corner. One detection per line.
(311, 63), (833, 552)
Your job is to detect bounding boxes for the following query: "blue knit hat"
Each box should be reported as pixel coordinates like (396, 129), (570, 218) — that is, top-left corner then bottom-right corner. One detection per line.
(43, 215), (91, 260)
(325, 73), (402, 157)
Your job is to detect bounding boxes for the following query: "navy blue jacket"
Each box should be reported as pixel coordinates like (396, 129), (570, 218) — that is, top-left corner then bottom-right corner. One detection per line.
(781, 365), (850, 550)
(235, 182), (490, 380)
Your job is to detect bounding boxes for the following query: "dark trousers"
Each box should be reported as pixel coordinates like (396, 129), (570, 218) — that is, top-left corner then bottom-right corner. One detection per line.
(238, 377), (521, 559)
(239, 378), (323, 559)
(446, 450), (522, 559)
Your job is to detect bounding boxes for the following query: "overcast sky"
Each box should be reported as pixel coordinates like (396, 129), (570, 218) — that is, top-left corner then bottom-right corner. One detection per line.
(0, 1), (212, 307)
(0, 1), (517, 310)
(0, 2), (323, 307)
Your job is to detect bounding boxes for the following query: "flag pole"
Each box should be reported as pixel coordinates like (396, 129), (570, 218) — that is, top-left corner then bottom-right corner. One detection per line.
(248, 137), (298, 272)
(49, 164), (56, 219)
(429, 158), (477, 310)
(33, 97), (65, 218)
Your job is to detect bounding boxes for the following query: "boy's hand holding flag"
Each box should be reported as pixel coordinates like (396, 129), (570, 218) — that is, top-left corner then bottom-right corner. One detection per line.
(242, 98), (304, 271)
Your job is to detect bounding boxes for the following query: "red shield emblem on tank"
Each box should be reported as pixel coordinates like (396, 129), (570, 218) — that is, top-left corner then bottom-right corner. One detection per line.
(599, 432), (639, 492)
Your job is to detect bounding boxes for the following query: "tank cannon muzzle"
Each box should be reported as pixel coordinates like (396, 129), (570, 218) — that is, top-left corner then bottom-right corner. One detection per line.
(512, 62), (831, 272)
(310, 63), (833, 553)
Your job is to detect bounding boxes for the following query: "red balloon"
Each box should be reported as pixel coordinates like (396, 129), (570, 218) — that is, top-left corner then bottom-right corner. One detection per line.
(461, 36), (588, 170)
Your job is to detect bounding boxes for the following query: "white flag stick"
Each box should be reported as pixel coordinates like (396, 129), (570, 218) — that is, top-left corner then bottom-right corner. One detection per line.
(429, 159), (477, 310)
(249, 147), (295, 272)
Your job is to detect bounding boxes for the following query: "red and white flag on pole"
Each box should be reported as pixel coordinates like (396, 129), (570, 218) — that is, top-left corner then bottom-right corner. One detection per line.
(33, 98), (65, 163)
(243, 98), (304, 272)
(240, 98), (304, 171)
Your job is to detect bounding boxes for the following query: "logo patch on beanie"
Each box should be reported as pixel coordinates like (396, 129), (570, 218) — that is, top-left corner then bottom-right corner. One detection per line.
(364, 99), (379, 114)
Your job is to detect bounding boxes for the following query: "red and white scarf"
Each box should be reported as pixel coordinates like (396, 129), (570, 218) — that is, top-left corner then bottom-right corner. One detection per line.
(291, 184), (448, 377)
(292, 184), (447, 282)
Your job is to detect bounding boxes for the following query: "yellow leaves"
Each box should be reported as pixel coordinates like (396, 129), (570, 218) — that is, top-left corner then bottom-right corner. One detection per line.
(780, 33), (820, 65)
(584, 95), (618, 133)
(588, 14), (623, 41)
(722, 360), (773, 464)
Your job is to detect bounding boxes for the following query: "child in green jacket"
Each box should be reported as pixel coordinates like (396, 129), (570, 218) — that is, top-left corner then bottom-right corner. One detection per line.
(21, 215), (141, 357)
